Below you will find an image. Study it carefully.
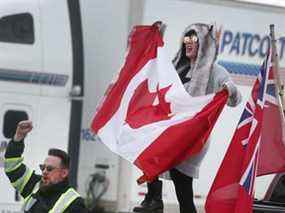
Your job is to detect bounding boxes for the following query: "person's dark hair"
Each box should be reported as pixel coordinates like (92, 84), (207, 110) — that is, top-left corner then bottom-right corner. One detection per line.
(184, 30), (196, 37)
(48, 148), (70, 169)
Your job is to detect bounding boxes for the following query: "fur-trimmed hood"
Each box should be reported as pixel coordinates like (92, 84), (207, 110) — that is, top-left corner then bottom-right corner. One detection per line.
(173, 23), (218, 96)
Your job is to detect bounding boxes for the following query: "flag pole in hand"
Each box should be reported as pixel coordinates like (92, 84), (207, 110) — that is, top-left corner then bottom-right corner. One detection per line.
(152, 21), (167, 37)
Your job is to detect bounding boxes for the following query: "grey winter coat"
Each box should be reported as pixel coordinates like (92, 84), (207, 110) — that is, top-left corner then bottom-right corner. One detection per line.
(171, 23), (242, 178)
(175, 63), (241, 178)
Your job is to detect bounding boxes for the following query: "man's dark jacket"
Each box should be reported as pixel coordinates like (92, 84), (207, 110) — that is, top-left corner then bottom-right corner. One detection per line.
(4, 140), (88, 213)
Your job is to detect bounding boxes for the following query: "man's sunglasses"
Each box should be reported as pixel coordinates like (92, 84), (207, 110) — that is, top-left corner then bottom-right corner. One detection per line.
(39, 164), (59, 172)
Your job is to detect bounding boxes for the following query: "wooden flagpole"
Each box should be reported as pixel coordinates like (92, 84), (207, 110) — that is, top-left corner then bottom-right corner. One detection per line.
(270, 24), (285, 112)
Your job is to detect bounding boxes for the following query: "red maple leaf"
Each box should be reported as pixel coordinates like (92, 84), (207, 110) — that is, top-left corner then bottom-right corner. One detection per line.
(126, 79), (172, 129)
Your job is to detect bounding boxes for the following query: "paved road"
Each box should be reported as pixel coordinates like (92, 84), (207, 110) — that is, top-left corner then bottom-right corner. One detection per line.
(117, 205), (205, 213)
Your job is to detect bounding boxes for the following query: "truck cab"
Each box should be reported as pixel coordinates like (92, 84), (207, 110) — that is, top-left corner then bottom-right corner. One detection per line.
(0, 0), (83, 211)
(254, 174), (285, 212)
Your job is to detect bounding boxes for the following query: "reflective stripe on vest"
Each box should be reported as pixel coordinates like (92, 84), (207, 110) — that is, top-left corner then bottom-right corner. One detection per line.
(22, 182), (40, 211)
(12, 168), (33, 193)
(4, 157), (24, 173)
(49, 188), (80, 213)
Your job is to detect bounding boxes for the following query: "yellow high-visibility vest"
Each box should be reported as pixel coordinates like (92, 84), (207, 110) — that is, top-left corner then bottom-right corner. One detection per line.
(23, 186), (80, 213)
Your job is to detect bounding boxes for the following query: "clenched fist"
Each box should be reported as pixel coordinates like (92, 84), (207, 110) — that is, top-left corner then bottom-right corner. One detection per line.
(14, 120), (33, 142)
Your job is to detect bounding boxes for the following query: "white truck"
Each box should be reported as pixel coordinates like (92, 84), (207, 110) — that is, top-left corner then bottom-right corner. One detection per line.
(0, 0), (285, 212)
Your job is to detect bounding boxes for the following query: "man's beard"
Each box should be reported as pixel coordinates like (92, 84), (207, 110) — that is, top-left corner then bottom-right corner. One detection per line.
(39, 179), (51, 190)
(39, 178), (59, 192)
(39, 177), (68, 192)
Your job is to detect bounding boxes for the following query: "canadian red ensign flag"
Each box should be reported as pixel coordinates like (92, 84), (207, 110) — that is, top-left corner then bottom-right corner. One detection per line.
(91, 24), (228, 183)
(205, 48), (285, 213)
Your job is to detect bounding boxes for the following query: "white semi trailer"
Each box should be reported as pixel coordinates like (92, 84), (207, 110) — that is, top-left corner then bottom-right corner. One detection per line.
(0, 0), (285, 212)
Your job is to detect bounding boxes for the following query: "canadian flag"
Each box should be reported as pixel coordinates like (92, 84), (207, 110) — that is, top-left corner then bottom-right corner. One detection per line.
(91, 24), (228, 183)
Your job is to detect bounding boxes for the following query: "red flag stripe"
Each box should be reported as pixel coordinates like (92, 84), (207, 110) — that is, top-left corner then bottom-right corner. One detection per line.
(134, 90), (228, 183)
(92, 25), (164, 133)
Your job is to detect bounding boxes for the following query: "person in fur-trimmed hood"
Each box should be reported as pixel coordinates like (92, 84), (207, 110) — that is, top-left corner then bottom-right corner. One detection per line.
(133, 23), (242, 213)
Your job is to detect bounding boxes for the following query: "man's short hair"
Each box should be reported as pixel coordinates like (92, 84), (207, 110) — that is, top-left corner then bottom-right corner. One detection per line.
(48, 148), (70, 169)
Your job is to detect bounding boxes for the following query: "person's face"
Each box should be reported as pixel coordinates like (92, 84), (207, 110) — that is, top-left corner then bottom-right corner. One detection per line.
(183, 33), (199, 61)
(40, 155), (69, 186)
